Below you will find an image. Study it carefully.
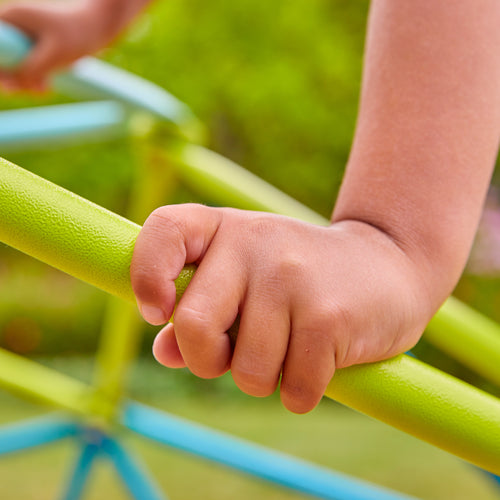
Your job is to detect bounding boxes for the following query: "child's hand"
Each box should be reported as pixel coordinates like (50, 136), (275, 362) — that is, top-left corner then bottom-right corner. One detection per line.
(0, 2), (97, 90)
(0, 0), (145, 91)
(131, 204), (433, 413)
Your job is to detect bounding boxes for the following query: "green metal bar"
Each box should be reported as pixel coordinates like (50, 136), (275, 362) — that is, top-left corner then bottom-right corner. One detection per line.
(0, 157), (193, 303)
(325, 354), (500, 475)
(0, 348), (110, 416)
(171, 143), (327, 225)
(0, 157), (138, 303)
(1, 157), (499, 473)
(92, 298), (143, 419)
(92, 132), (182, 414)
(425, 296), (500, 387)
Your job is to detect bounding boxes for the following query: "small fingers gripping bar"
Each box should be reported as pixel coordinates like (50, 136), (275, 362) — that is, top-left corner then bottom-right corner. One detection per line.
(0, 157), (499, 475)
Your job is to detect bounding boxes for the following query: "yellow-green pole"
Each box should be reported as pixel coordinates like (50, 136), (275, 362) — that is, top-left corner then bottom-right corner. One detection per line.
(425, 296), (500, 387)
(91, 118), (183, 417)
(0, 347), (111, 416)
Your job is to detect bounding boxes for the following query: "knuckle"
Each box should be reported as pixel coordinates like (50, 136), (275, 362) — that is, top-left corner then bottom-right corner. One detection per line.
(189, 362), (225, 380)
(174, 305), (212, 341)
(245, 216), (276, 239)
(296, 304), (341, 349)
(147, 207), (185, 239)
(232, 364), (278, 398)
(276, 251), (306, 282)
(336, 339), (366, 369)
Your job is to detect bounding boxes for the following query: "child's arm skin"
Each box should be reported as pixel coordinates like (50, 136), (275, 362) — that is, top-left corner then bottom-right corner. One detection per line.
(2, 1), (499, 413)
(0, 0), (150, 90)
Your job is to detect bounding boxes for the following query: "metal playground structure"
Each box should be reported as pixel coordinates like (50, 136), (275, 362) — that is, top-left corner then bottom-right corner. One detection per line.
(0, 20), (499, 499)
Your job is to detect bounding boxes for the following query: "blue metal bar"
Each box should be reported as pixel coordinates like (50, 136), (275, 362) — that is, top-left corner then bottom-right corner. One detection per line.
(0, 20), (202, 140)
(485, 472), (500, 487)
(60, 439), (101, 500)
(122, 402), (417, 500)
(55, 58), (197, 129)
(101, 435), (167, 500)
(0, 20), (30, 68)
(0, 101), (127, 149)
(0, 414), (79, 455)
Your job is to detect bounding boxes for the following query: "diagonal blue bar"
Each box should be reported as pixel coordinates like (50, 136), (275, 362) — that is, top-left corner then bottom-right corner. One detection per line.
(0, 414), (79, 455)
(60, 439), (101, 500)
(55, 58), (195, 127)
(101, 436), (167, 500)
(485, 472), (500, 487)
(122, 402), (417, 500)
(0, 20), (201, 138)
(0, 101), (127, 148)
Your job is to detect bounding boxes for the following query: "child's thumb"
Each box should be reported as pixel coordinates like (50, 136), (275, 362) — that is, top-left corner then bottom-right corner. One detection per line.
(131, 204), (223, 325)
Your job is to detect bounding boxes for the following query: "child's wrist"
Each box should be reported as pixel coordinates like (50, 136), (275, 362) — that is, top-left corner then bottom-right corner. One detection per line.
(330, 218), (439, 320)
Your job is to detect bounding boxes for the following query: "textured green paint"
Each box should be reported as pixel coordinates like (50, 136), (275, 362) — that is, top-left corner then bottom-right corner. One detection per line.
(1, 157), (500, 473)
(425, 296), (500, 387)
(0, 157), (139, 302)
(0, 157), (194, 302)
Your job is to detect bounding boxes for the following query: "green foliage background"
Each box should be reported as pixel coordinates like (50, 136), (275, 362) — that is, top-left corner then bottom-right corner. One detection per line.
(1, 0), (368, 213)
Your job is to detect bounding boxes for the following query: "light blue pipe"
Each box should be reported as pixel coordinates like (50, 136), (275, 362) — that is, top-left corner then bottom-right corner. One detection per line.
(0, 19), (30, 67)
(0, 414), (79, 454)
(123, 402), (418, 500)
(486, 473), (500, 487)
(102, 436), (167, 500)
(60, 441), (101, 500)
(0, 100), (127, 148)
(0, 20), (204, 141)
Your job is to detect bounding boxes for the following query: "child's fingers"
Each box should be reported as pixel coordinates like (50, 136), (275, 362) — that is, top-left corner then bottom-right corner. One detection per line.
(131, 204), (223, 325)
(152, 323), (186, 369)
(0, 5), (75, 87)
(14, 35), (60, 87)
(172, 236), (244, 379)
(280, 308), (337, 414)
(231, 286), (290, 398)
(0, 74), (20, 93)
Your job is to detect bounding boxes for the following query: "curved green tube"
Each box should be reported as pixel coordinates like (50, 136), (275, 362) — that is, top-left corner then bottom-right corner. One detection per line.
(325, 356), (500, 475)
(0, 158), (139, 302)
(0, 157), (499, 474)
(425, 296), (500, 388)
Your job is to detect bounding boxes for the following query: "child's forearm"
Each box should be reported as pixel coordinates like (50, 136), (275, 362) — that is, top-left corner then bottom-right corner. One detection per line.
(333, 0), (500, 310)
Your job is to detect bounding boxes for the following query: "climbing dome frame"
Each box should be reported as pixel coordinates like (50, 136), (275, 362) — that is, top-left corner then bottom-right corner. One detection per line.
(0, 20), (499, 500)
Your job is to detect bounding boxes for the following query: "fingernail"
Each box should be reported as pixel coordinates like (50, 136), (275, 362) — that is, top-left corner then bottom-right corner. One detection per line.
(139, 304), (167, 325)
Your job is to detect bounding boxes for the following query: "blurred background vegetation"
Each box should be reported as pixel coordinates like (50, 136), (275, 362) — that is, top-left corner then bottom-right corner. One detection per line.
(0, 0), (499, 499)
